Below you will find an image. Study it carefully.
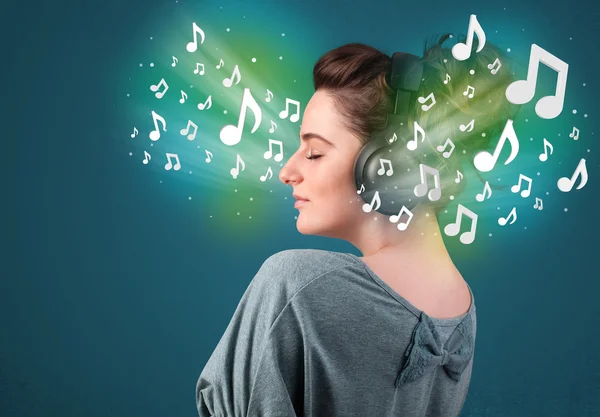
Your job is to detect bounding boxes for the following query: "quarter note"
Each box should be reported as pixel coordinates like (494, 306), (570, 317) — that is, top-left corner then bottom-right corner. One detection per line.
(414, 164), (442, 202)
(505, 44), (568, 120)
(230, 154), (245, 179)
(194, 63), (205, 75)
(264, 139), (284, 162)
(197, 95), (212, 110)
(142, 151), (151, 164)
(260, 166), (273, 182)
(377, 159), (393, 176)
(407, 121), (426, 151)
(539, 138), (553, 162)
(362, 191), (381, 213)
(557, 158), (588, 192)
(569, 126), (579, 141)
(389, 206), (414, 231)
(186, 22), (205, 53)
(150, 78), (169, 99)
(488, 57), (502, 75)
(475, 181), (492, 202)
(220, 88), (262, 146)
(279, 98), (300, 122)
(436, 138), (455, 158)
(164, 153), (181, 171)
(180, 120), (198, 141)
(222, 65), (241, 87)
(473, 119), (520, 172)
(452, 14), (486, 61)
(444, 204), (478, 245)
(417, 92), (436, 111)
(511, 173), (533, 198)
(149, 110), (167, 141)
(498, 207), (517, 226)
(533, 197), (543, 210)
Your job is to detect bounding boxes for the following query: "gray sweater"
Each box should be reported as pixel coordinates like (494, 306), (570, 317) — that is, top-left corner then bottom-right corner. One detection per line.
(196, 249), (477, 417)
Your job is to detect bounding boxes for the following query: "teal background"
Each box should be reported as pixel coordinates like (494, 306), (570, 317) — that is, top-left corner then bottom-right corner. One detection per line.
(5, 0), (599, 416)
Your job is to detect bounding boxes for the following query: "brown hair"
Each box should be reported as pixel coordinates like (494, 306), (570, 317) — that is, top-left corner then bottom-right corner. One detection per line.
(312, 34), (521, 214)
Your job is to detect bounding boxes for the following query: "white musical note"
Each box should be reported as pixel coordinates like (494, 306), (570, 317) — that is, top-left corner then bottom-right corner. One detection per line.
(475, 181), (492, 202)
(149, 110), (167, 141)
(511, 173), (533, 198)
(473, 119), (520, 172)
(557, 158), (588, 192)
(455, 170), (464, 184)
(362, 191), (381, 213)
(230, 154), (245, 179)
(186, 22), (205, 53)
(463, 85), (475, 98)
(389, 206), (414, 231)
(279, 98), (300, 123)
(459, 119), (475, 132)
(194, 63), (205, 75)
(142, 151), (151, 164)
(444, 73), (451, 84)
(357, 183), (365, 194)
(498, 207), (517, 226)
(377, 159), (393, 176)
(417, 92), (436, 111)
(216, 58), (224, 69)
(179, 90), (188, 104)
(222, 65), (241, 88)
(265, 89), (273, 102)
(436, 138), (455, 158)
(204, 150), (213, 163)
(407, 121), (426, 151)
(387, 132), (398, 144)
(180, 120), (198, 141)
(452, 14), (486, 61)
(150, 78), (169, 99)
(569, 126), (579, 141)
(131, 127), (138, 138)
(164, 153), (181, 171)
(171, 56), (178, 67)
(444, 204), (478, 245)
(488, 57), (502, 75)
(533, 197), (543, 210)
(220, 88), (262, 146)
(539, 138), (553, 162)
(197, 95), (212, 110)
(269, 120), (277, 134)
(264, 139), (284, 162)
(414, 164), (442, 201)
(505, 44), (568, 120)
(260, 166), (273, 182)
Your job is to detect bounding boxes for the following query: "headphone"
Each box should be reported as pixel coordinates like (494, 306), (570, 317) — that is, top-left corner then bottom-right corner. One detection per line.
(353, 51), (436, 217)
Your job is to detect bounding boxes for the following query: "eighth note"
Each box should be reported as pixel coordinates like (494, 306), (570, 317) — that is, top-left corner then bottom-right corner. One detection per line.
(475, 181), (492, 202)
(533, 197), (543, 211)
(377, 159), (393, 176)
(279, 97), (300, 123)
(473, 119), (520, 172)
(557, 158), (588, 192)
(459, 119), (475, 132)
(357, 183), (365, 194)
(179, 90), (188, 104)
(204, 150), (213, 163)
(264, 139), (284, 162)
(452, 14), (486, 61)
(230, 154), (245, 179)
(389, 206), (414, 231)
(436, 138), (455, 158)
(511, 173), (533, 198)
(488, 57), (502, 75)
(149, 110), (167, 141)
(186, 22), (205, 53)
(180, 120), (198, 141)
(417, 92), (436, 111)
(131, 127), (138, 138)
(142, 151), (151, 165)
(455, 170), (463, 184)
(222, 65), (241, 88)
(150, 78), (169, 99)
(463, 85), (475, 98)
(260, 166), (273, 182)
(498, 207), (517, 226)
(444, 73), (451, 84)
(444, 204), (478, 245)
(197, 95), (212, 111)
(220, 88), (262, 146)
(569, 126), (579, 141)
(164, 153), (181, 171)
(362, 191), (381, 213)
(539, 138), (553, 162)
(407, 121), (426, 151)
(414, 164), (441, 202)
(266, 89), (273, 102)
(172, 56), (178, 67)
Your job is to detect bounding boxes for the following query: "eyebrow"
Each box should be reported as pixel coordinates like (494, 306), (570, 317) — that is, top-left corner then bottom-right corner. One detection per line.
(299, 132), (335, 147)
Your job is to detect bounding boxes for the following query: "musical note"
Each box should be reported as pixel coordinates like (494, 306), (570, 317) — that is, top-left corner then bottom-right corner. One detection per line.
(389, 206), (414, 231)
(488, 57), (502, 75)
(194, 63), (205, 75)
(171, 56), (178, 67)
(475, 181), (492, 202)
(505, 44), (568, 119)
(142, 151), (151, 164)
(436, 138), (455, 158)
(220, 88), (262, 146)
(387, 132), (398, 144)
(569, 126), (579, 141)
(407, 121), (426, 151)
(150, 78), (169, 99)
(149, 110), (167, 141)
(264, 139), (284, 162)
(266, 89), (273, 102)
(414, 164), (442, 202)
(164, 153), (181, 171)
(498, 207), (517, 226)
(557, 158), (588, 192)
(179, 90), (188, 104)
(444, 204), (478, 245)
(131, 127), (138, 138)
(455, 170), (464, 184)
(222, 65), (241, 88)
(216, 58), (224, 69)
(376, 159), (393, 176)
(197, 95), (212, 110)
(230, 154), (245, 179)
(473, 119), (520, 172)
(459, 119), (475, 132)
(260, 166), (273, 182)
(362, 191), (381, 213)
(539, 138), (553, 162)
(269, 120), (277, 134)
(204, 150), (213, 163)
(452, 14), (486, 61)
(186, 22), (205, 53)
(533, 197), (543, 211)
(463, 85), (475, 98)
(417, 92), (436, 111)
(444, 73), (451, 84)
(511, 173), (533, 198)
(357, 183), (365, 194)
(279, 98), (300, 122)
(180, 120), (198, 141)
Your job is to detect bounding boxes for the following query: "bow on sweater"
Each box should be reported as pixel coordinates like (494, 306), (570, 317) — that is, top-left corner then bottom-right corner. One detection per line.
(395, 311), (474, 386)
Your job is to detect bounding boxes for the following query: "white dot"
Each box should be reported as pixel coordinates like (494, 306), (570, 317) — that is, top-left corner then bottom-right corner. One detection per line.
(497, 178), (501, 181)
(524, 226), (527, 230)
(583, 83), (586, 86)
(237, 212), (240, 215)
(449, 195), (454, 200)
(573, 109), (577, 114)
(443, 59), (448, 63)
(226, 28), (230, 32)
(279, 56), (283, 60)
(150, 63), (154, 67)
(281, 33), (285, 36)
(537, 172), (540, 176)
(507, 48), (511, 52)
(209, 215), (212, 218)
(128, 152), (132, 156)
(150, 36), (153, 40)
(564, 208), (568, 212)
(251, 57), (256, 63)
(426, 213), (430, 216)
(189, 170), (192, 174)
(522, 28), (525, 31)
(188, 196), (192, 200)
(449, 34), (453, 38)
(570, 37), (572, 40)
(546, 191), (549, 195)
(584, 114), (588, 118)
(525, 119), (528, 122)
(249, 216), (252, 219)
(482, 133), (486, 137)
(126, 93), (130, 97)
(160, 180), (162, 184)
(530, 137), (533, 141)
(250, 197), (253, 201)
(139, 63), (143, 67)
(224, 110), (227, 114)
(469, 69), (475, 75)
(463, 149), (466, 154)
(489, 233), (493, 237)
(444, 210), (448, 213)
(497, 207), (500, 210)
(587, 149), (590, 152)
(234, 189), (238, 192)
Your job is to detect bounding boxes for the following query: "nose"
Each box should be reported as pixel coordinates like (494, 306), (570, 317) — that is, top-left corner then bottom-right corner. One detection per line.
(279, 151), (303, 185)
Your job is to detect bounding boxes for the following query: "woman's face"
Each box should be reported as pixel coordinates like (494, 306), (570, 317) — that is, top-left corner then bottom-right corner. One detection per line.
(279, 90), (365, 238)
